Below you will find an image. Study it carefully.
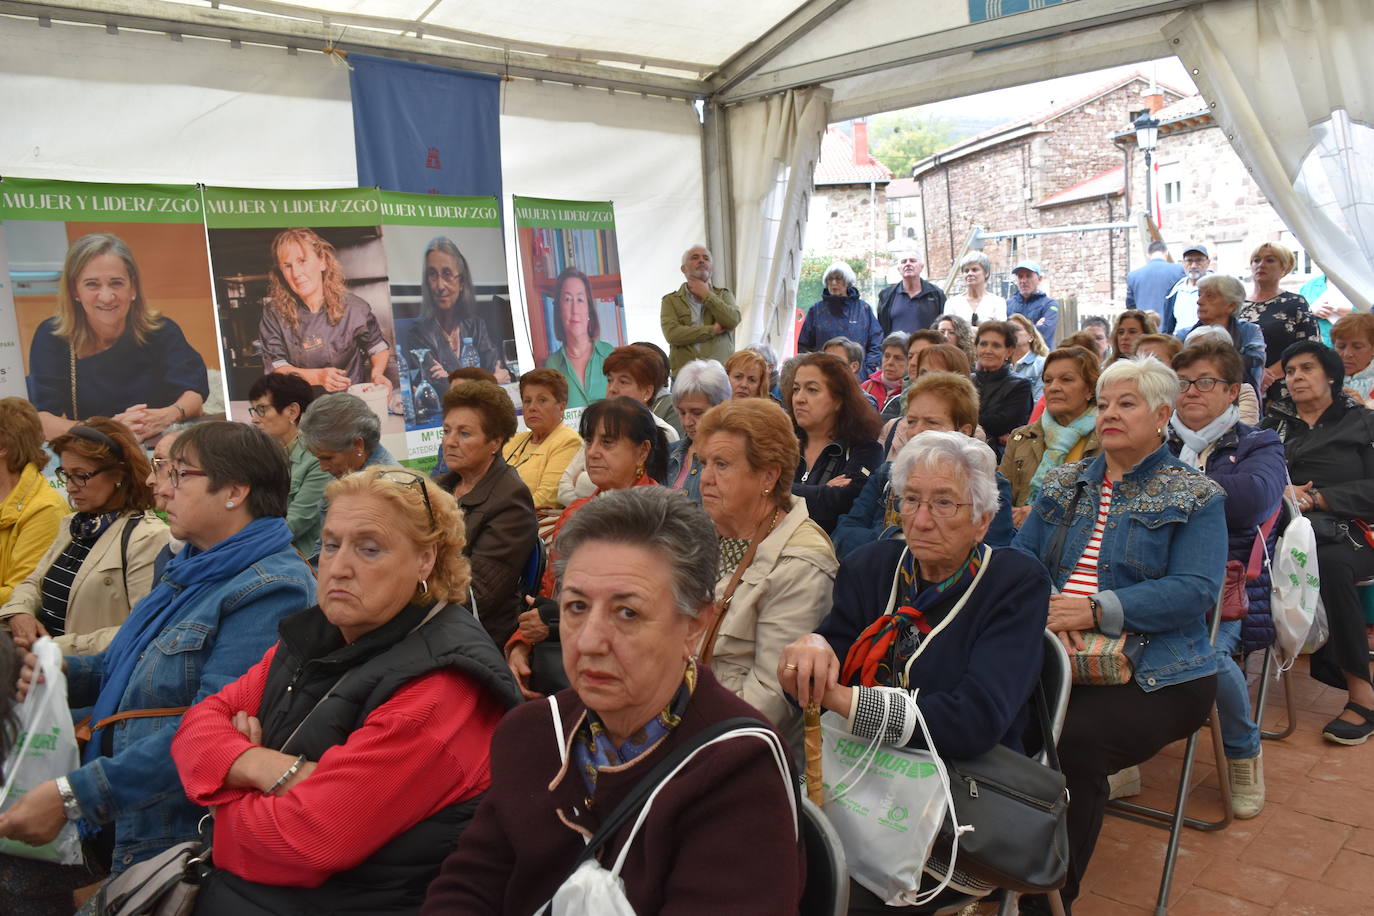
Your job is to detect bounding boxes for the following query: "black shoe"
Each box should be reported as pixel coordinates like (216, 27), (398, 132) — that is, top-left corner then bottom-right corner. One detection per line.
(1323, 701), (1374, 745)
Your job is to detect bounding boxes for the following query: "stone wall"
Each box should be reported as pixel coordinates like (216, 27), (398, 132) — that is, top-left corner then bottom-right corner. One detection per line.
(807, 184), (890, 259)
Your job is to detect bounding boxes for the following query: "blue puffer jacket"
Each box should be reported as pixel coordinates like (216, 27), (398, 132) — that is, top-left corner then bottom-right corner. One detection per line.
(1013, 446), (1226, 691)
(1166, 421), (1286, 655)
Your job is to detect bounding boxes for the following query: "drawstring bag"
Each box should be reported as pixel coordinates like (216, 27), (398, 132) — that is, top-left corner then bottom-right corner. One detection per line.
(1265, 487), (1327, 669)
(538, 697), (796, 916)
(0, 637), (84, 865)
(818, 688), (970, 905)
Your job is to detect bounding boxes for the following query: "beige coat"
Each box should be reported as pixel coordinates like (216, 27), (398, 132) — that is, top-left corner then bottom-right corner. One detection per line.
(0, 510), (170, 654)
(999, 419), (1103, 508)
(708, 497), (838, 750)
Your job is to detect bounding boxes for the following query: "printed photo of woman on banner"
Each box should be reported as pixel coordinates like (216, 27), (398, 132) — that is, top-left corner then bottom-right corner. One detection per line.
(378, 191), (515, 445)
(203, 187), (403, 446)
(0, 178), (219, 443)
(514, 196), (626, 410)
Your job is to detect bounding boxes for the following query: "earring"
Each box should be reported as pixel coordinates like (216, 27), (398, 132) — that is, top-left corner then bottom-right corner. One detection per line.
(355, 450), (363, 458)
(762, 488), (771, 496)
(115, 481), (122, 488)
(635, 464), (645, 478)
(225, 501), (235, 509)
(417, 579), (429, 595)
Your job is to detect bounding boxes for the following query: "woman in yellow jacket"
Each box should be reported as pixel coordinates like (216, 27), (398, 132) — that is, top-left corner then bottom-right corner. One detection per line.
(1, 417), (168, 655)
(0, 399), (69, 605)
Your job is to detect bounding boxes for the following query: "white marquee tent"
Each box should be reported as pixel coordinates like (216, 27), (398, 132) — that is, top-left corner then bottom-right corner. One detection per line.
(2, 0), (1370, 359)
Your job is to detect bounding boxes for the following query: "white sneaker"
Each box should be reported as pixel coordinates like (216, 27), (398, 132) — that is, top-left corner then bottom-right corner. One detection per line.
(1227, 754), (1265, 819)
(1107, 766), (1141, 799)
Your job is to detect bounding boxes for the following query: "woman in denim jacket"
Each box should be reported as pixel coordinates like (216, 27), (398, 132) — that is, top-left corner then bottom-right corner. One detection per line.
(1014, 356), (1225, 913)
(0, 422), (314, 914)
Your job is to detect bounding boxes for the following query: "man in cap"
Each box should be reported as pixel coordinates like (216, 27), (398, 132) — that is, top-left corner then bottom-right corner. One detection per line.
(1006, 260), (1061, 344)
(1163, 244), (1214, 334)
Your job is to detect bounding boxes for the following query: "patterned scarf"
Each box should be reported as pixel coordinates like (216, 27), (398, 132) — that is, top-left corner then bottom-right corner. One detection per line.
(718, 536), (751, 579)
(573, 662), (697, 794)
(840, 547), (982, 687)
(69, 510), (121, 544)
(1029, 407), (1098, 501)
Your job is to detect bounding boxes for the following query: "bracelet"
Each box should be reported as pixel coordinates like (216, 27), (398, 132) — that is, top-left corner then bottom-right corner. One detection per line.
(1089, 596), (1101, 629)
(175, 404), (187, 421)
(268, 754), (306, 794)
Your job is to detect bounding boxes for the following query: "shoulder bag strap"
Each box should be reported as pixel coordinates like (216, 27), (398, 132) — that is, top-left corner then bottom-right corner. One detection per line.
(697, 513), (775, 666)
(1043, 480), (1087, 584)
(119, 511), (145, 598)
(901, 544), (994, 684)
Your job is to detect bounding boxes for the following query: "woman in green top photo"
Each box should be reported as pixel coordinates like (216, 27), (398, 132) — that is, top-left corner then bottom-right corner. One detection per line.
(542, 267), (614, 409)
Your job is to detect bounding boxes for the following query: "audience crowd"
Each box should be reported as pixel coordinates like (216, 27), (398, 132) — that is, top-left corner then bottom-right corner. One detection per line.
(0, 237), (1365, 916)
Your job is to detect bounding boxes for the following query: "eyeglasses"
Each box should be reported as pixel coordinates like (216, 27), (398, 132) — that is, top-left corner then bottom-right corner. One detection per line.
(888, 494), (971, 519)
(246, 403), (274, 418)
(425, 267), (461, 285)
(378, 469), (437, 531)
(165, 466), (209, 489)
(55, 466), (113, 489)
(1177, 377), (1233, 393)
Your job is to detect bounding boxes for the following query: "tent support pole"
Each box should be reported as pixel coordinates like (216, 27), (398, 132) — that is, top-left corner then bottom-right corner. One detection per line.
(702, 100), (735, 290)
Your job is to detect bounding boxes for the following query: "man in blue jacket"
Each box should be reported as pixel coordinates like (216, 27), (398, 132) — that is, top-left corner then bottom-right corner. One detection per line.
(1006, 260), (1061, 345)
(1126, 240), (1186, 320)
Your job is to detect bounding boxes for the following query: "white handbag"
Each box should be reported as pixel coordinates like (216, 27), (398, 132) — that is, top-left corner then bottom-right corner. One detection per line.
(1265, 488), (1328, 669)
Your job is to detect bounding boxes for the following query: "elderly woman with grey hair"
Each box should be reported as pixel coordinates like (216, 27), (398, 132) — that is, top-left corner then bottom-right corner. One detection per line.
(780, 430), (1051, 910)
(665, 359), (733, 503)
(1175, 273), (1266, 394)
(423, 485), (803, 914)
(945, 251), (1007, 324)
(1012, 356), (1226, 910)
(297, 392), (395, 558)
(798, 260), (883, 375)
(405, 236), (509, 389)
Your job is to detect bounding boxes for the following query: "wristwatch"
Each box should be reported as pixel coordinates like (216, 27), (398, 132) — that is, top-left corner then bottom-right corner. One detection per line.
(55, 776), (84, 822)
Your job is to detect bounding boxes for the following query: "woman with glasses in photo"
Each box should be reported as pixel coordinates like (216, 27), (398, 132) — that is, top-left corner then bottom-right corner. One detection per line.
(0, 417), (167, 656)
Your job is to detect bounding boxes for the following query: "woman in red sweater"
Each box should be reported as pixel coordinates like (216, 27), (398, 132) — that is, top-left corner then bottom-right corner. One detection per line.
(171, 466), (520, 915)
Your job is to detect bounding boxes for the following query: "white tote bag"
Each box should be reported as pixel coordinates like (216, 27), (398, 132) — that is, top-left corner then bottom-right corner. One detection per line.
(0, 637), (84, 864)
(1265, 492), (1327, 670)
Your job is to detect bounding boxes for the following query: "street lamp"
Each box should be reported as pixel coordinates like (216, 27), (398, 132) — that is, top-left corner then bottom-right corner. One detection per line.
(1134, 110), (1161, 225)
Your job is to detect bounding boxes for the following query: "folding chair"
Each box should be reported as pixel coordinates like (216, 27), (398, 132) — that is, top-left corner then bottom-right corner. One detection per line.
(1106, 593), (1232, 916)
(799, 796), (849, 916)
(1253, 642), (1298, 741)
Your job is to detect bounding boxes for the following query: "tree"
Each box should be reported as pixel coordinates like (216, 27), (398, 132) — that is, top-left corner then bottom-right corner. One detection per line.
(869, 113), (956, 177)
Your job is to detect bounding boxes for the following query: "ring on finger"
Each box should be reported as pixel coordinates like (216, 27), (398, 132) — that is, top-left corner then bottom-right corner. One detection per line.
(784, 663), (799, 671)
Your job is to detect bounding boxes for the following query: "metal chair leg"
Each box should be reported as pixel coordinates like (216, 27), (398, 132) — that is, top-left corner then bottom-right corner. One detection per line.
(1254, 646), (1297, 741)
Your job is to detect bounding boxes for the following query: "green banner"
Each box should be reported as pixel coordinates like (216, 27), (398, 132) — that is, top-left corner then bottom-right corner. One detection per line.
(0, 177), (202, 223)
(379, 191), (500, 227)
(512, 196), (615, 230)
(203, 186), (381, 229)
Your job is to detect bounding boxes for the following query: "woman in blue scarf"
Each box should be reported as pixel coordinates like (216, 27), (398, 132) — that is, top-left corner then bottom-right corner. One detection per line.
(0, 422), (314, 915)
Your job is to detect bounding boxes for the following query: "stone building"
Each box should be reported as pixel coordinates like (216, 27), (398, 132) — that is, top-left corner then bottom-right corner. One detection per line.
(910, 73), (1188, 328)
(806, 122), (893, 264)
(1116, 95), (1311, 293)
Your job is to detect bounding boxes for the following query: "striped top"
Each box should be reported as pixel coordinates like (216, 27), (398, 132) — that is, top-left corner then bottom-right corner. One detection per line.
(38, 534), (99, 637)
(1062, 479), (1113, 597)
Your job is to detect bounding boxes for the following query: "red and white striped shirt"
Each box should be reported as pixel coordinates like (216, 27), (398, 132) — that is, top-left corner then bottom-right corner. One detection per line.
(1062, 480), (1113, 597)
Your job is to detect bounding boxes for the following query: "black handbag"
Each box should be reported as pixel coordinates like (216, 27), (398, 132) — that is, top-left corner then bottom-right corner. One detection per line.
(932, 684), (1070, 893)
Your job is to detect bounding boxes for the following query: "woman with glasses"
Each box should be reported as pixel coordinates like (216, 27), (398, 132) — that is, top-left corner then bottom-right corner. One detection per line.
(247, 373), (333, 558)
(779, 431), (1051, 910)
(171, 465), (519, 914)
(0, 422), (314, 913)
(435, 381), (538, 647)
(405, 237), (510, 392)
(0, 417), (166, 656)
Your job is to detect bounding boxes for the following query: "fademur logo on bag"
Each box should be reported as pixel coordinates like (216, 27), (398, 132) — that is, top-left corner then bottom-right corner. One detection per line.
(831, 738), (939, 780)
(12, 727), (61, 754)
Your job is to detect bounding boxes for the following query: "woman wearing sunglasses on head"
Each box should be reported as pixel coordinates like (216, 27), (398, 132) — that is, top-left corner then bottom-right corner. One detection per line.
(0, 417), (167, 656)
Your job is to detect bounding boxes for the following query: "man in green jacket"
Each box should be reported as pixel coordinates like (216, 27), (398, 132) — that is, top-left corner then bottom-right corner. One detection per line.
(660, 245), (741, 374)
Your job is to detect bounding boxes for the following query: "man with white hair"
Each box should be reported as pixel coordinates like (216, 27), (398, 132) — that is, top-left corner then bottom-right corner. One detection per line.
(661, 245), (740, 374)
(876, 248), (946, 335)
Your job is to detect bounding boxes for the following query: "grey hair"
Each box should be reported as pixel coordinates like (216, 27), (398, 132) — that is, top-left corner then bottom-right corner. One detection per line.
(681, 244), (711, 267)
(822, 336), (863, 365)
(749, 343), (778, 371)
(881, 331), (911, 353)
(552, 485), (718, 618)
(672, 359), (732, 406)
(1197, 273), (1245, 309)
(892, 247), (923, 264)
(298, 392), (382, 453)
(957, 251), (991, 276)
(1184, 324), (1233, 347)
(1099, 355), (1179, 410)
(823, 260), (857, 288)
(890, 430), (999, 521)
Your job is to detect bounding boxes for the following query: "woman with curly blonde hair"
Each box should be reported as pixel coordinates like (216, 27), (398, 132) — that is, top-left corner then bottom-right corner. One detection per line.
(259, 227), (393, 393)
(172, 464), (521, 915)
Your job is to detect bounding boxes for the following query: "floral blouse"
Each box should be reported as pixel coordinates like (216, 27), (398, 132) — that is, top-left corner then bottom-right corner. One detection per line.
(1240, 291), (1319, 369)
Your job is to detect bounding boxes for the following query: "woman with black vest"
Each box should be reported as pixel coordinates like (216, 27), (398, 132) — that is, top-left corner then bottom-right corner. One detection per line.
(172, 465), (521, 915)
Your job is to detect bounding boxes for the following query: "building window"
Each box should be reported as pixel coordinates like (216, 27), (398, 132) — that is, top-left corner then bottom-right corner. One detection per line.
(1163, 180), (1182, 205)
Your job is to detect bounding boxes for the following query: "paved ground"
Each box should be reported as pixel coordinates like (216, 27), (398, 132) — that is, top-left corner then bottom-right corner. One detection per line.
(1072, 655), (1374, 915)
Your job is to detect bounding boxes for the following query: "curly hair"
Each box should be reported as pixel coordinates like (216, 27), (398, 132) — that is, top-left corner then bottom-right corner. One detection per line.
(932, 313), (976, 365)
(785, 352), (882, 445)
(420, 237), (478, 321)
(1006, 313), (1049, 357)
(0, 398), (49, 474)
(441, 380), (518, 445)
(55, 233), (164, 354)
(1108, 309), (1160, 364)
(266, 228), (349, 333)
(695, 398), (799, 512)
(49, 417), (154, 512)
(519, 367), (569, 406)
(325, 466), (470, 604)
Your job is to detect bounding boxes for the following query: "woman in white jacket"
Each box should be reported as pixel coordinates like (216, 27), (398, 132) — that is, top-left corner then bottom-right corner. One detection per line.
(694, 398), (838, 749)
